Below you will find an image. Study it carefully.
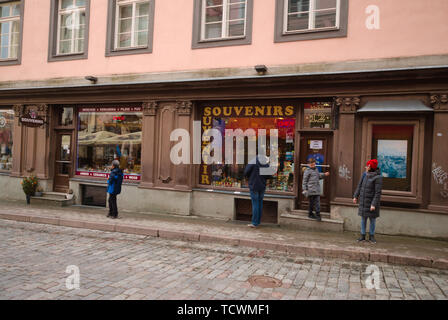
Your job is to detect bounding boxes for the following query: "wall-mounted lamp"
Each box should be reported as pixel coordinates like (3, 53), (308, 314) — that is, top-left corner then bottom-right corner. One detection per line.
(85, 76), (98, 84)
(254, 65), (268, 75)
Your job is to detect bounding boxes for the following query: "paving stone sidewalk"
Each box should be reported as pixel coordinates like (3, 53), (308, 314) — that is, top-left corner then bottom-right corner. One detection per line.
(0, 199), (447, 269)
(1, 220), (447, 300)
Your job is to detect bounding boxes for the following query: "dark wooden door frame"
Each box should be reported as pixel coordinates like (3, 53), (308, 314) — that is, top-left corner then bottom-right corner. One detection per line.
(53, 129), (74, 193)
(297, 132), (333, 212)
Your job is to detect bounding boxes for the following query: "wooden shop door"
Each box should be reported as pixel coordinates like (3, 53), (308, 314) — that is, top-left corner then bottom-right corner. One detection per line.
(53, 131), (73, 193)
(298, 134), (331, 212)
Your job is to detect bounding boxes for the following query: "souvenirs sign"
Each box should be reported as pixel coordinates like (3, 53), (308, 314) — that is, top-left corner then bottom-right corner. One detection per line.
(20, 110), (45, 127)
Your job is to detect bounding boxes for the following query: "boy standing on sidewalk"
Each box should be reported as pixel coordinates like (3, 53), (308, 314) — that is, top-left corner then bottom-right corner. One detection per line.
(302, 158), (330, 221)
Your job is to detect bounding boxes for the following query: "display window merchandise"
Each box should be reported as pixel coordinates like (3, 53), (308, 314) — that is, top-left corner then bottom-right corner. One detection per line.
(0, 109), (13, 171)
(199, 104), (296, 192)
(76, 106), (142, 181)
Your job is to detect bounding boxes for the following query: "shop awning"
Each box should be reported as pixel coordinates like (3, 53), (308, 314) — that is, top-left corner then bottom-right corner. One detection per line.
(357, 100), (433, 113)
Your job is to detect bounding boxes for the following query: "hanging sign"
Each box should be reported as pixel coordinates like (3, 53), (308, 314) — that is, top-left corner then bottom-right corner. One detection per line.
(20, 110), (45, 127)
(310, 140), (323, 150)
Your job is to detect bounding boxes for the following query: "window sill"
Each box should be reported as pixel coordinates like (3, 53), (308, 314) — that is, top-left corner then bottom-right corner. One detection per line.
(106, 46), (152, 57)
(48, 52), (88, 62)
(193, 186), (295, 199)
(0, 58), (20, 66)
(0, 171), (12, 176)
(192, 36), (251, 49)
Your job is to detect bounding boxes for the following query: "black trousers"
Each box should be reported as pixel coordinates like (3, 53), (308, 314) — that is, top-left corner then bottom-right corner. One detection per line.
(108, 194), (118, 217)
(308, 195), (321, 215)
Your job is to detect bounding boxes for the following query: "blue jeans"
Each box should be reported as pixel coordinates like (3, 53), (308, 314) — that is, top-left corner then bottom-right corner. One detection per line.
(361, 217), (376, 235)
(250, 190), (264, 226)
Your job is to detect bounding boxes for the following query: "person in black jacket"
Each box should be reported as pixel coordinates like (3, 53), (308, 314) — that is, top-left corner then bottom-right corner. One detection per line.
(244, 154), (270, 228)
(107, 160), (124, 219)
(353, 159), (383, 243)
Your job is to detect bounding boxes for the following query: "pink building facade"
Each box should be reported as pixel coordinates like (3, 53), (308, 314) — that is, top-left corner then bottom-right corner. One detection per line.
(0, 0), (448, 238)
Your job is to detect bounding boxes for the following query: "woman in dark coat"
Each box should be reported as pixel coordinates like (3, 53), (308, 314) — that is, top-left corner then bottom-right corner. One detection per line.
(353, 159), (383, 243)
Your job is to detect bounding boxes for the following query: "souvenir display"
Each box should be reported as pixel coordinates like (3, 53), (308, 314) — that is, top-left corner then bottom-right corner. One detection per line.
(0, 110), (13, 171)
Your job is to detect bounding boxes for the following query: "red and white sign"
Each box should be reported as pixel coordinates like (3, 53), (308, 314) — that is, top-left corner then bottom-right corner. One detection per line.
(76, 171), (141, 181)
(78, 106), (142, 113)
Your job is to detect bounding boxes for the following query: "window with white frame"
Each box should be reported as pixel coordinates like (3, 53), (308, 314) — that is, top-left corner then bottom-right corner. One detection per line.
(57, 0), (87, 55)
(284, 0), (340, 33)
(0, 1), (21, 60)
(201, 0), (247, 41)
(115, 0), (150, 49)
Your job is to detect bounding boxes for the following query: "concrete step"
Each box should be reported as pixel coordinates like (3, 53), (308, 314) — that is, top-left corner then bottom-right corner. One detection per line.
(279, 211), (344, 233)
(31, 193), (74, 207)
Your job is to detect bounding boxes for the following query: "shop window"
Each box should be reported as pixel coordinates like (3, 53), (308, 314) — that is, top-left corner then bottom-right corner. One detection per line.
(0, 0), (24, 66)
(58, 107), (74, 126)
(48, 0), (90, 62)
(0, 109), (14, 172)
(303, 101), (332, 128)
(77, 106), (142, 181)
(371, 125), (414, 192)
(274, 0), (348, 43)
(199, 104), (296, 192)
(192, 0), (254, 49)
(106, 0), (155, 56)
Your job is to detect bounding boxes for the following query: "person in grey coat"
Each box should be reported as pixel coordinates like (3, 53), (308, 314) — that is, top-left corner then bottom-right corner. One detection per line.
(302, 158), (330, 221)
(353, 159), (383, 243)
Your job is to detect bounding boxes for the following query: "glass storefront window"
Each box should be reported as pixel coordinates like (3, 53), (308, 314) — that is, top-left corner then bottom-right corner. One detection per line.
(58, 107), (73, 126)
(0, 109), (14, 171)
(303, 102), (332, 128)
(77, 106), (142, 181)
(372, 125), (414, 192)
(200, 104), (296, 192)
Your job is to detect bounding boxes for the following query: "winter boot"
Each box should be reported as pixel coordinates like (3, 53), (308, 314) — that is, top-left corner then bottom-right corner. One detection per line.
(368, 234), (377, 244)
(315, 213), (322, 222)
(308, 213), (317, 220)
(357, 234), (366, 242)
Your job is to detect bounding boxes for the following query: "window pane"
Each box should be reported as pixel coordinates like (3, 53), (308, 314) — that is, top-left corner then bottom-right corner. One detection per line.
(0, 21), (10, 36)
(287, 12), (309, 31)
(61, 14), (73, 28)
(136, 2), (149, 16)
(119, 5), (132, 19)
(206, 0), (223, 6)
(314, 9), (336, 28)
(12, 4), (21, 16)
(60, 135), (71, 161)
(372, 125), (414, 192)
(118, 33), (131, 47)
(0, 46), (8, 58)
(1, 34), (9, 47)
(199, 109), (296, 192)
(10, 45), (18, 59)
(76, 25), (85, 38)
(288, 0), (310, 13)
(59, 40), (71, 53)
(61, 0), (73, 9)
(79, 11), (86, 26)
(136, 31), (148, 46)
(205, 23), (222, 39)
(76, 39), (84, 52)
(0, 110), (14, 171)
(0, 5), (11, 18)
(77, 110), (143, 179)
(228, 20), (244, 37)
(60, 27), (72, 41)
(119, 18), (132, 33)
(205, 6), (222, 23)
(75, 0), (86, 7)
(59, 107), (74, 126)
(228, 3), (245, 20)
(137, 16), (148, 31)
(315, 0), (337, 10)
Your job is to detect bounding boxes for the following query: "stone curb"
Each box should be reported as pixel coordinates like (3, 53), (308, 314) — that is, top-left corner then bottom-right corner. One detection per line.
(1, 212), (446, 270)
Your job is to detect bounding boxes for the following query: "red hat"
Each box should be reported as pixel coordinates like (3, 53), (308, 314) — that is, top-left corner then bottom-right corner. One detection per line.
(366, 159), (378, 170)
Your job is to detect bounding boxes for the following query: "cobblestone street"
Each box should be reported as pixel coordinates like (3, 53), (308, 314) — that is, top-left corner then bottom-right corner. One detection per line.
(1, 220), (447, 300)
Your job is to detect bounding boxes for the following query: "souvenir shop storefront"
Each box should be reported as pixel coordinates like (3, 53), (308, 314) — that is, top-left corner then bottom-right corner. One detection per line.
(1, 69), (447, 239)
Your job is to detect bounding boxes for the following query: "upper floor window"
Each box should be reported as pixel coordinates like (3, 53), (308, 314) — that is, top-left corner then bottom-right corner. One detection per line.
(192, 0), (253, 49)
(275, 0), (348, 43)
(48, 0), (90, 61)
(0, 1), (23, 65)
(57, 0), (86, 55)
(106, 0), (155, 56)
